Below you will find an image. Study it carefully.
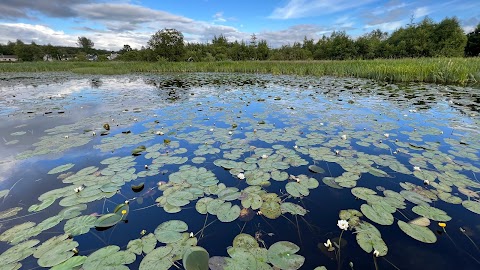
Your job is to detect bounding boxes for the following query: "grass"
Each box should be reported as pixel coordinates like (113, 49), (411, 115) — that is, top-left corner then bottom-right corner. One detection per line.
(0, 58), (479, 85)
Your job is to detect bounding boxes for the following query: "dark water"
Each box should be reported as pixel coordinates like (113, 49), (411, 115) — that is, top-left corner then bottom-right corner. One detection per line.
(0, 73), (479, 270)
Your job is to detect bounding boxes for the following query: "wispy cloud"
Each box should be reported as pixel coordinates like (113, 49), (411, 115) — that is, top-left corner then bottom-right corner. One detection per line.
(213, 12), (226, 22)
(413, 7), (430, 19)
(269, 0), (377, 19)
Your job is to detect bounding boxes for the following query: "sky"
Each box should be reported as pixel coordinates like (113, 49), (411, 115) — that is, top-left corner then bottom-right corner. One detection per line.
(0, 0), (478, 51)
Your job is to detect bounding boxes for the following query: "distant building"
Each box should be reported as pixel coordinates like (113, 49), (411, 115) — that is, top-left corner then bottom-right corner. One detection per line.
(107, 52), (119, 60)
(87, 54), (98, 61)
(43, 54), (54, 62)
(0, 55), (18, 62)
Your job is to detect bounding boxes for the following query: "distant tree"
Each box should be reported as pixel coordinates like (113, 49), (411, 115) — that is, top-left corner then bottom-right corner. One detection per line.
(432, 17), (466, 57)
(256, 40), (270, 60)
(120, 44), (132, 53)
(148, 28), (185, 61)
(465, 23), (480, 57)
(77, 36), (94, 52)
(355, 29), (387, 59)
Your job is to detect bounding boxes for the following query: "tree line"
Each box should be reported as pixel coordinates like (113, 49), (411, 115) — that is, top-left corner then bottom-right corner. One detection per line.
(1, 17), (479, 62)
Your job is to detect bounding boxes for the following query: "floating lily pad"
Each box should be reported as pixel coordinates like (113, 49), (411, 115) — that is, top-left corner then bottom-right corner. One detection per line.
(397, 220), (437, 243)
(139, 246), (174, 270)
(232, 234), (259, 249)
(83, 245), (136, 270)
(412, 205), (451, 221)
(308, 165), (325, 173)
(217, 202), (241, 222)
(94, 213), (123, 228)
(64, 215), (97, 236)
(354, 222), (388, 256)
(51, 256), (87, 270)
(360, 204), (394, 225)
(48, 163), (75, 174)
(281, 202), (307, 216)
(183, 246), (209, 270)
(462, 200), (480, 214)
(267, 241), (305, 270)
(0, 239), (39, 265)
(154, 220), (188, 243)
(127, 233), (157, 255)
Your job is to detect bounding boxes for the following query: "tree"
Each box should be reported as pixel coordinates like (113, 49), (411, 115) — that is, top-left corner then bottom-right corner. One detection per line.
(432, 17), (466, 57)
(465, 23), (480, 57)
(77, 36), (94, 52)
(148, 28), (185, 61)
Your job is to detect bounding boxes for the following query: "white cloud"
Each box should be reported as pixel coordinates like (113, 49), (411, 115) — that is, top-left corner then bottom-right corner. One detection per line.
(269, 0), (377, 19)
(413, 7), (430, 19)
(0, 23), (76, 46)
(213, 12), (226, 22)
(364, 20), (404, 32)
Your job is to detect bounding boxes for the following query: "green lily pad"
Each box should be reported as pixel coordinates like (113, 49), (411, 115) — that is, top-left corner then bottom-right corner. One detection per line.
(351, 187), (377, 201)
(94, 213), (123, 228)
(64, 215), (97, 236)
(155, 220), (188, 243)
(281, 202), (307, 216)
(127, 233), (157, 255)
(412, 205), (451, 221)
(462, 200), (480, 214)
(83, 245), (136, 270)
(217, 202), (241, 222)
(355, 222), (388, 256)
(232, 234), (259, 249)
(48, 163), (75, 174)
(308, 165), (325, 173)
(397, 220), (437, 243)
(183, 246), (209, 270)
(139, 246), (174, 270)
(0, 239), (39, 265)
(51, 256), (87, 270)
(36, 236), (78, 267)
(360, 204), (394, 225)
(267, 241), (305, 270)
(286, 182), (309, 197)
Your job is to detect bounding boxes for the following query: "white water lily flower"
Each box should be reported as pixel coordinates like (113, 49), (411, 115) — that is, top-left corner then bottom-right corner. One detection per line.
(237, 173), (245, 180)
(228, 131), (233, 135)
(209, 128), (214, 132)
(341, 134), (347, 140)
(74, 185), (84, 193)
(189, 232), (194, 238)
(384, 133), (389, 138)
(262, 154), (268, 159)
(424, 179), (430, 185)
(294, 145), (298, 149)
(337, 219), (349, 230)
(92, 131), (96, 136)
(413, 166), (421, 171)
(155, 131), (164, 135)
(64, 135), (69, 139)
(324, 239), (332, 248)
(373, 250), (380, 257)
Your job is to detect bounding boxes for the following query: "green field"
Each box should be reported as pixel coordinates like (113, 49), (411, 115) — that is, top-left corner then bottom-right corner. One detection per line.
(1, 58), (479, 85)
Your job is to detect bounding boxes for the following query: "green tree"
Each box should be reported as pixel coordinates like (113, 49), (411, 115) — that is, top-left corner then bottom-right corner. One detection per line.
(465, 23), (480, 57)
(432, 17), (467, 57)
(148, 28), (185, 61)
(77, 36), (94, 53)
(256, 40), (270, 60)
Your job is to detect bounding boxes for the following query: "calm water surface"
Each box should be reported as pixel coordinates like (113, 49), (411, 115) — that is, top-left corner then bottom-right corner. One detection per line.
(0, 73), (479, 270)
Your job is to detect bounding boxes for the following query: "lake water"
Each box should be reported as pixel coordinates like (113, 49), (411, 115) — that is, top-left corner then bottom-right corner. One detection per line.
(0, 73), (479, 270)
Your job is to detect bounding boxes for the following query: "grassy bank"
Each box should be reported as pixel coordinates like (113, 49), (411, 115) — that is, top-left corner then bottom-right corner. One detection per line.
(1, 58), (479, 85)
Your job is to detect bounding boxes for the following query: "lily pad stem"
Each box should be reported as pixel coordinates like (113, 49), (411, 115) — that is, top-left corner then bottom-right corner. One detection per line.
(337, 230), (344, 270)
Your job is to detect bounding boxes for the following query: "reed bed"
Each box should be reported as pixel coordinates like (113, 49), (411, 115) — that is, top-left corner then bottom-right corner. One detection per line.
(0, 58), (478, 85)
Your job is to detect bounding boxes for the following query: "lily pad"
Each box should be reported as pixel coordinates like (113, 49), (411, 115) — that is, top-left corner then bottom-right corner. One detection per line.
(462, 200), (480, 214)
(48, 163), (75, 174)
(412, 205), (451, 221)
(397, 220), (437, 243)
(83, 245), (136, 270)
(183, 246), (209, 270)
(139, 246), (174, 270)
(155, 220), (188, 243)
(354, 222), (388, 256)
(267, 241), (305, 270)
(94, 213), (123, 228)
(64, 215), (97, 236)
(217, 202), (241, 222)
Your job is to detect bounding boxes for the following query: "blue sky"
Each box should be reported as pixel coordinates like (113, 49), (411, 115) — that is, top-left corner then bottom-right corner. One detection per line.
(0, 0), (478, 50)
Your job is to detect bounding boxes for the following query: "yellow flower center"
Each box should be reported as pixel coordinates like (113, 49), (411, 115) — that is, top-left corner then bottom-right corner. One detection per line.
(121, 210), (127, 215)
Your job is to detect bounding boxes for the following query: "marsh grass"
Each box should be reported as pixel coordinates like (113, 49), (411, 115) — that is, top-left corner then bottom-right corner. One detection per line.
(1, 58), (479, 85)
